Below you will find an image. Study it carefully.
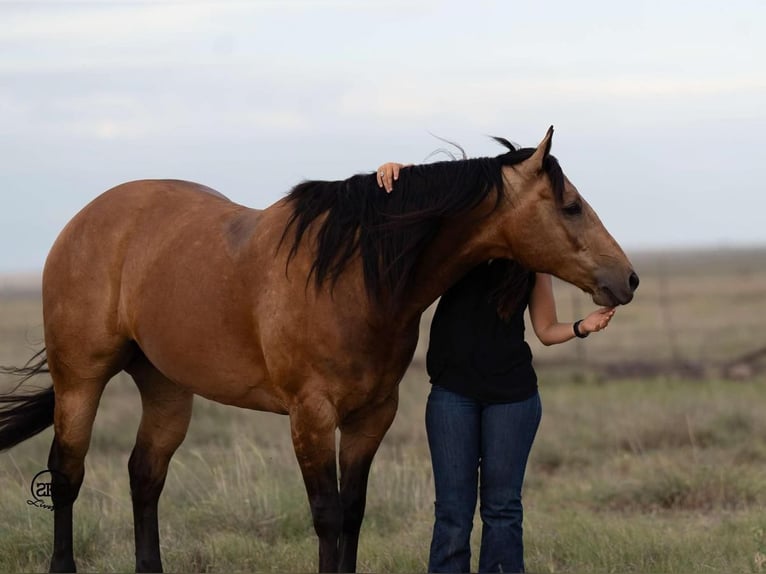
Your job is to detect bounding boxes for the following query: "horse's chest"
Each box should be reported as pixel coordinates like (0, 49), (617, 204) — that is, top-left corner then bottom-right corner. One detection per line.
(339, 336), (418, 405)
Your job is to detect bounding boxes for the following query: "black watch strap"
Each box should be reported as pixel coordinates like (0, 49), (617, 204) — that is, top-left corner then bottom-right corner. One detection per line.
(573, 319), (589, 338)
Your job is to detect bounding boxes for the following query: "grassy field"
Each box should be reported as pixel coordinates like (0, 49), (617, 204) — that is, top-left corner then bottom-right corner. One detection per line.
(1, 247), (766, 573)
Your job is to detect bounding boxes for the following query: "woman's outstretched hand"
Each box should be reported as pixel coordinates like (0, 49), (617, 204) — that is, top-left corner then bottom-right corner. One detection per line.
(376, 162), (407, 193)
(579, 307), (616, 335)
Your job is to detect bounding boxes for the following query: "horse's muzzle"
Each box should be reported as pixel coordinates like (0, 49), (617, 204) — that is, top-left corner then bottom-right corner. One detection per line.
(593, 269), (639, 306)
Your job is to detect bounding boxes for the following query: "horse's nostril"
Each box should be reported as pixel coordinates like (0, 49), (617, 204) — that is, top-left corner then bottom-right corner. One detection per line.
(628, 271), (640, 291)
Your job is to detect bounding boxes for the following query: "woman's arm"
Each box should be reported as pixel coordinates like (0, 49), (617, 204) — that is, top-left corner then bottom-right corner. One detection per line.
(529, 273), (615, 346)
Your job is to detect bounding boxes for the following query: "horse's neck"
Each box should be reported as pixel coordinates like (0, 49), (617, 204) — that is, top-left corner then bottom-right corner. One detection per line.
(396, 206), (509, 322)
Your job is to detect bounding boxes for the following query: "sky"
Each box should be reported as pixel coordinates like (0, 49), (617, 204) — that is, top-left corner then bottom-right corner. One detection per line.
(0, 0), (764, 273)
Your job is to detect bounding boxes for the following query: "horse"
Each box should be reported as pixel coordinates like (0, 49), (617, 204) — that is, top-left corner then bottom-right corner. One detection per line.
(0, 127), (638, 573)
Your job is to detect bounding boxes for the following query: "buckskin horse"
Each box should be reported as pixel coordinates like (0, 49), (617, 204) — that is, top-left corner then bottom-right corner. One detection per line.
(0, 127), (638, 572)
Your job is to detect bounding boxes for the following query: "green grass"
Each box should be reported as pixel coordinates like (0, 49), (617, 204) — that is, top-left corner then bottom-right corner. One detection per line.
(2, 248), (766, 572)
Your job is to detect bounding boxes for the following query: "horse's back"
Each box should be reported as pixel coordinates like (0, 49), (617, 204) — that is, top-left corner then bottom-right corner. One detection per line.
(45, 179), (240, 286)
(49, 177), (253, 251)
(74, 179), (235, 226)
(42, 180), (264, 374)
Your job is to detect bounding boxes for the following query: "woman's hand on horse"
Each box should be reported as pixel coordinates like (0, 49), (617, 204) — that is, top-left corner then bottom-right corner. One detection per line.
(376, 162), (408, 193)
(580, 307), (616, 335)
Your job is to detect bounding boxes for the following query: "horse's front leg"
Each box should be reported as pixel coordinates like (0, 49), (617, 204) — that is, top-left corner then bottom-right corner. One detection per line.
(290, 399), (342, 572)
(338, 393), (398, 573)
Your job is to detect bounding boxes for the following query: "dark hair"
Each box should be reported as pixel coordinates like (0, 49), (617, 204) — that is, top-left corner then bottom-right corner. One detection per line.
(487, 260), (536, 320)
(281, 138), (564, 308)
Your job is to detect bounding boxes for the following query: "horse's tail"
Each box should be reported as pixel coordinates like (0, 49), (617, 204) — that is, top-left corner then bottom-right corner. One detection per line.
(0, 349), (55, 452)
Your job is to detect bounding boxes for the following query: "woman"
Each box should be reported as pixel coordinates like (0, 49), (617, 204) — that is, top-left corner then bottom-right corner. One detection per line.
(377, 162), (615, 573)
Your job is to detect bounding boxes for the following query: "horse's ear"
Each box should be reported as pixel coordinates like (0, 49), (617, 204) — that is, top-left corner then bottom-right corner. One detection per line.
(523, 126), (554, 174)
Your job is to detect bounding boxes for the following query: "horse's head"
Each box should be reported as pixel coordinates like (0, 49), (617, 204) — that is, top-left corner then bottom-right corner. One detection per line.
(497, 127), (638, 306)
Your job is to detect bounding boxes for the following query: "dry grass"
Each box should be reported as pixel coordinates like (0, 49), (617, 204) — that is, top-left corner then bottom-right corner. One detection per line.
(2, 247), (766, 572)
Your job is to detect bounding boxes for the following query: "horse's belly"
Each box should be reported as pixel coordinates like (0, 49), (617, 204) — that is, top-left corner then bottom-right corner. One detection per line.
(192, 379), (289, 414)
(131, 317), (290, 414)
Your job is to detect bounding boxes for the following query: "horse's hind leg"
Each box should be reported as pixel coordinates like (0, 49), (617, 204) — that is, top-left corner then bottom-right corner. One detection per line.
(47, 362), (116, 572)
(126, 355), (193, 573)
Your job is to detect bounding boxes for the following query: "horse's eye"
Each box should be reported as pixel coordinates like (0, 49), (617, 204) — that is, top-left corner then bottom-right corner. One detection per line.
(563, 202), (582, 216)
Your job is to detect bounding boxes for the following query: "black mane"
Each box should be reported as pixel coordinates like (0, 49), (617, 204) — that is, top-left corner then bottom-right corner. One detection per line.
(281, 139), (565, 306)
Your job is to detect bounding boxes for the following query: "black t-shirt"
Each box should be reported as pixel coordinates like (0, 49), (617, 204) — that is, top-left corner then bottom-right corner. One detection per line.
(426, 260), (538, 403)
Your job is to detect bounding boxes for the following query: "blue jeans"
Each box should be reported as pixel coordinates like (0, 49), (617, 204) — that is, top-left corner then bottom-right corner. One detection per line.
(425, 385), (542, 573)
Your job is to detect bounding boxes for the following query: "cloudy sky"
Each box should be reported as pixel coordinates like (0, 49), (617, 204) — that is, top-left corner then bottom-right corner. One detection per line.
(1, 0), (764, 273)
